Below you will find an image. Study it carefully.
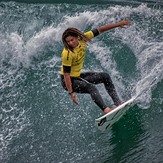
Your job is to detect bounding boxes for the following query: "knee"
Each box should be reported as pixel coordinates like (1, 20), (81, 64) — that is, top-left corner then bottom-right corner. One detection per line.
(101, 72), (112, 82)
(88, 83), (97, 92)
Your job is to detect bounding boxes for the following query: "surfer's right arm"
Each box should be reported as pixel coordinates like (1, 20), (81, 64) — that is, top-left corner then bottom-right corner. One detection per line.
(63, 72), (78, 105)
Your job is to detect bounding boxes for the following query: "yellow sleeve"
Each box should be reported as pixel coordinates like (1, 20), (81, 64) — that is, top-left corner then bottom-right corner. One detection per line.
(61, 49), (72, 66)
(84, 31), (94, 40)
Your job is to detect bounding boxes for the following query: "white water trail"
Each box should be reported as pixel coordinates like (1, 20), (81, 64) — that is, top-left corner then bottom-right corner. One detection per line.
(133, 42), (163, 108)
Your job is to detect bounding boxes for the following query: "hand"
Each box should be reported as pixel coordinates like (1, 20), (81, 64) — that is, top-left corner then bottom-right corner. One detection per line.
(118, 20), (132, 28)
(70, 92), (78, 105)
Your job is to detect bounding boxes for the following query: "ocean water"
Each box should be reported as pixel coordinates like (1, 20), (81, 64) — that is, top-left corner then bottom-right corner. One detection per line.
(0, 0), (163, 163)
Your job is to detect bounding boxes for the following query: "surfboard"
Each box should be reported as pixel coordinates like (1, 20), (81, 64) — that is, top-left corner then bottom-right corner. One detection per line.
(95, 97), (135, 131)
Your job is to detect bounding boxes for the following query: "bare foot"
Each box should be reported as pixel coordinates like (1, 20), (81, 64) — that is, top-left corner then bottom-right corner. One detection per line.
(103, 107), (112, 114)
(103, 102), (125, 114)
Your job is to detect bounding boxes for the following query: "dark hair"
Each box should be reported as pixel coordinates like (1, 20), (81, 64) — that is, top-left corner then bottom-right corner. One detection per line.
(62, 27), (91, 52)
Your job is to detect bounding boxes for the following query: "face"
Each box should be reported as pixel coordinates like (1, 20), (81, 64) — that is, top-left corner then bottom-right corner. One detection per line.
(65, 36), (79, 48)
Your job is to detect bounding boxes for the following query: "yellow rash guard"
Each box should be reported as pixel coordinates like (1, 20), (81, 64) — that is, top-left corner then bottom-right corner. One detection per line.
(60, 30), (96, 77)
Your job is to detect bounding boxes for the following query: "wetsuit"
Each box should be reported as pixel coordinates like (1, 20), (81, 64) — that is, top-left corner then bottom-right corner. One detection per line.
(60, 29), (121, 111)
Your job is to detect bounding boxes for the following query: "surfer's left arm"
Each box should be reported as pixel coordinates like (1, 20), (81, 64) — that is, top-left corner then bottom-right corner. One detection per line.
(97, 20), (132, 33)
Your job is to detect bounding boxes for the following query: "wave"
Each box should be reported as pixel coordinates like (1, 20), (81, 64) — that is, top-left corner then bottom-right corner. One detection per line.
(0, 2), (163, 162)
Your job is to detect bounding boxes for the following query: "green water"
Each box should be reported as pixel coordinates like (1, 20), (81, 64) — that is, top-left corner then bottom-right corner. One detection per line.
(0, 1), (163, 163)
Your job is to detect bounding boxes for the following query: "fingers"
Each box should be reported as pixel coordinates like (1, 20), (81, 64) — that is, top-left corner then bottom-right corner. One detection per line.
(73, 99), (78, 105)
(124, 19), (132, 25)
(119, 20), (132, 28)
(71, 93), (78, 105)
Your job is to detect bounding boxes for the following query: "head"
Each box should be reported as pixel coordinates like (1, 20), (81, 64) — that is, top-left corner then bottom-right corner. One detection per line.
(62, 27), (91, 52)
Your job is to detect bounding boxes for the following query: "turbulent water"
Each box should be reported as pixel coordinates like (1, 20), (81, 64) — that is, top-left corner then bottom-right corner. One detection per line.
(0, 0), (163, 163)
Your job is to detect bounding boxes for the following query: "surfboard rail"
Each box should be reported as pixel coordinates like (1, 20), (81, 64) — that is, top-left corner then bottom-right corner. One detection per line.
(95, 97), (135, 131)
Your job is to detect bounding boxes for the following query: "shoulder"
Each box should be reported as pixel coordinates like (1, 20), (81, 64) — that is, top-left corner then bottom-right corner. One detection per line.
(62, 48), (69, 54)
(61, 49), (73, 65)
(62, 48), (70, 58)
(61, 48), (74, 59)
(84, 29), (99, 39)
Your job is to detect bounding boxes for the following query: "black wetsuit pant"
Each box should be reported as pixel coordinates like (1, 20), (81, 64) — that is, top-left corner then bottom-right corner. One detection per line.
(60, 72), (122, 111)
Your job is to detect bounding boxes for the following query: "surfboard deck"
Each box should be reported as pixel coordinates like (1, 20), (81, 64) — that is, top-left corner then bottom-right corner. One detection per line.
(95, 97), (135, 131)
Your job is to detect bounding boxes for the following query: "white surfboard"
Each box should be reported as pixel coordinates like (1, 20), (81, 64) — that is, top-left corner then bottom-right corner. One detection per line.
(95, 97), (135, 131)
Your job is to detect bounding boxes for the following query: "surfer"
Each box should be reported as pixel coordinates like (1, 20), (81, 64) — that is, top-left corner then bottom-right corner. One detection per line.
(59, 20), (132, 113)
